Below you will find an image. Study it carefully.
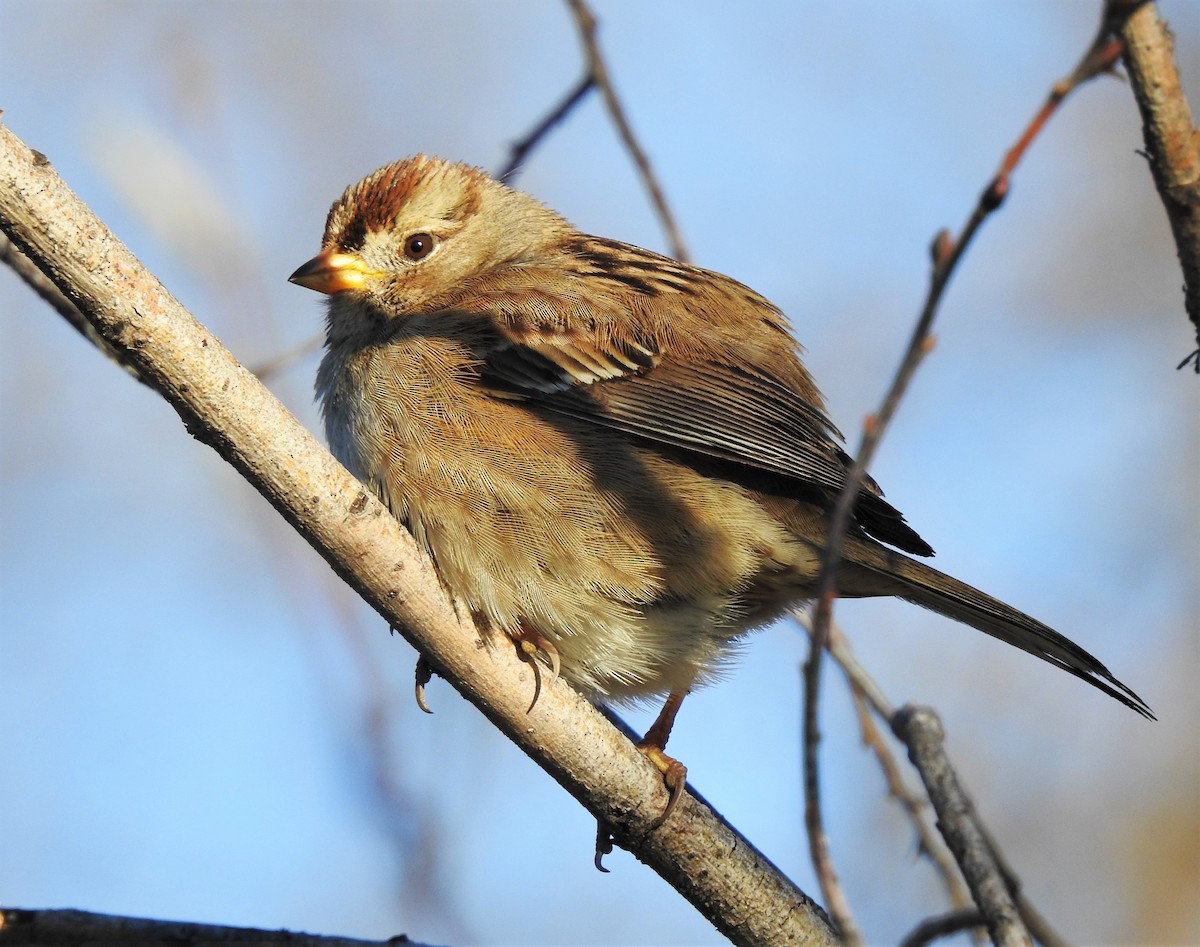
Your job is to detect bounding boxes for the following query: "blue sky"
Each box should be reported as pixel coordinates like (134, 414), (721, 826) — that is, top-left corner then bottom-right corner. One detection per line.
(2, 3), (1197, 944)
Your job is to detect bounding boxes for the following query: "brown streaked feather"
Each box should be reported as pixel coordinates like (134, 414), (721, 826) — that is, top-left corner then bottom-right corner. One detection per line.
(452, 256), (935, 556)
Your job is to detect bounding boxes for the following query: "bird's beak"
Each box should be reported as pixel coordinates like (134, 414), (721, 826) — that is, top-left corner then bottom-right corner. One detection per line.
(289, 249), (373, 295)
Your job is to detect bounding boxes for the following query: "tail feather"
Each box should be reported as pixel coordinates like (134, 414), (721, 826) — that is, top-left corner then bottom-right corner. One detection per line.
(851, 552), (1155, 720)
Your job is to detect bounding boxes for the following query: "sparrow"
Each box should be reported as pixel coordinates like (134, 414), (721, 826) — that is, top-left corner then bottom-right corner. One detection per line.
(290, 154), (1152, 820)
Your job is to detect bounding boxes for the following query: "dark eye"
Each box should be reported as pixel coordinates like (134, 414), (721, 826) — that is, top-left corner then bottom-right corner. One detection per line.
(403, 232), (434, 261)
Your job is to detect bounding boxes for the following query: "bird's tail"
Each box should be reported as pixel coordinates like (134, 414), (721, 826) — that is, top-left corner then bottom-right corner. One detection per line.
(845, 551), (1154, 719)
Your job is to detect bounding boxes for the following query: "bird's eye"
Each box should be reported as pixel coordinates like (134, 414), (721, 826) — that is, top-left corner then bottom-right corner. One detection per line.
(404, 232), (435, 261)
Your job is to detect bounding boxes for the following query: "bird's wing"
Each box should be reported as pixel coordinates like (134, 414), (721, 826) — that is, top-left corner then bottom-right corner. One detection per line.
(465, 280), (933, 557)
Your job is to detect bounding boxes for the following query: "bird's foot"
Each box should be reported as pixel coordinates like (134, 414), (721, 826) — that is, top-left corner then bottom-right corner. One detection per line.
(636, 741), (688, 829)
(508, 625), (561, 713)
(414, 654), (435, 714)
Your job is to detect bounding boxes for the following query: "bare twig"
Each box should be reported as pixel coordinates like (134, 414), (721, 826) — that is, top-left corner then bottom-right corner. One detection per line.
(0, 120), (838, 947)
(897, 909), (988, 947)
(797, 609), (1070, 947)
(1117, 0), (1200, 366)
(999, 1), (1133, 184)
(1013, 895), (1069, 947)
(498, 74), (595, 184)
(802, 633), (863, 944)
(815, 0), (1134, 622)
(800, 9), (1139, 932)
(893, 707), (1031, 947)
(795, 612), (978, 931)
(564, 0), (689, 262)
(811, 0), (1145, 653)
(797, 611), (863, 941)
(248, 332), (324, 381)
(0, 907), (426, 947)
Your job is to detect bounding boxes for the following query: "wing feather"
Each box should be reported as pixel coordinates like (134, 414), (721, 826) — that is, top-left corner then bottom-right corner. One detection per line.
(472, 284), (933, 557)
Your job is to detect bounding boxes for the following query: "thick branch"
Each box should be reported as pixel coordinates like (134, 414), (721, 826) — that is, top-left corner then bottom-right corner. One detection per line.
(0, 121), (836, 947)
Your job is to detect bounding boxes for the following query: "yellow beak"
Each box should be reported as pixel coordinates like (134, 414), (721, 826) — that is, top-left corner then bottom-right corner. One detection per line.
(289, 249), (373, 295)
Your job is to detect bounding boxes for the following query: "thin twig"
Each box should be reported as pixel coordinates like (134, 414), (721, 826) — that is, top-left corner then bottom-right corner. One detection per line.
(248, 332), (324, 381)
(800, 10), (1137, 933)
(799, 610), (1067, 947)
(811, 0), (1143, 662)
(898, 909), (988, 947)
(498, 74), (595, 185)
(1014, 894), (1070, 947)
(796, 612), (979, 935)
(802, 633), (863, 944)
(564, 0), (689, 262)
(975, 820), (1070, 947)
(998, 2), (1133, 184)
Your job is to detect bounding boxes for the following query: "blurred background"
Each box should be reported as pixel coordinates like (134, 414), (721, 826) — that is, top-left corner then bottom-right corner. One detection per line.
(1, 3), (1197, 945)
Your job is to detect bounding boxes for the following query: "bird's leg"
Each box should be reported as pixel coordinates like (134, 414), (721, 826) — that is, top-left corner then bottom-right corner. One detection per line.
(595, 688), (691, 870)
(507, 624), (561, 713)
(638, 689), (689, 828)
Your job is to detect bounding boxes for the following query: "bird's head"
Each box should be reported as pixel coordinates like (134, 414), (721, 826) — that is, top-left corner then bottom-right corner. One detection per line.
(290, 155), (572, 337)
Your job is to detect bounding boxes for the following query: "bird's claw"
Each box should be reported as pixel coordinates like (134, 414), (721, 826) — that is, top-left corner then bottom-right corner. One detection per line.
(593, 743), (687, 871)
(637, 742), (688, 829)
(509, 627), (561, 713)
(414, 654), (435, 714)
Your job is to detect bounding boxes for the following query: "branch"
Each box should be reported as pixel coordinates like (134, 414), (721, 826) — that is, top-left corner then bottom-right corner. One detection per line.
(498, 73), (595, 184)
(1117, 0), (1200, 366)
(799, 8), (1143, 932)
(0, 120), (837, 947)
(0, 225), (142, 380)
(801, 637), (863, 944)
(972, 823), (1069, 947)
(897, 909), (987, 947)
(813, 0), (1139, 646)
(795, 612), (990, 946)
(805, 612), (1064, 946)
(848, 692), (973, 915)
(564, 0), (690, 262)
(0, 908), (425, 947)
(892, 707), (1031, 947)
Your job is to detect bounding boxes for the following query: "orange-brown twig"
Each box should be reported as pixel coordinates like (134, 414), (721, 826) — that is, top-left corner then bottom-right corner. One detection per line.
(802, 5), (1143, 938)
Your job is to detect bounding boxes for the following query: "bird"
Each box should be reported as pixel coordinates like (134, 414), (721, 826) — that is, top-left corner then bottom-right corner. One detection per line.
(290, 154), (1152, 821)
